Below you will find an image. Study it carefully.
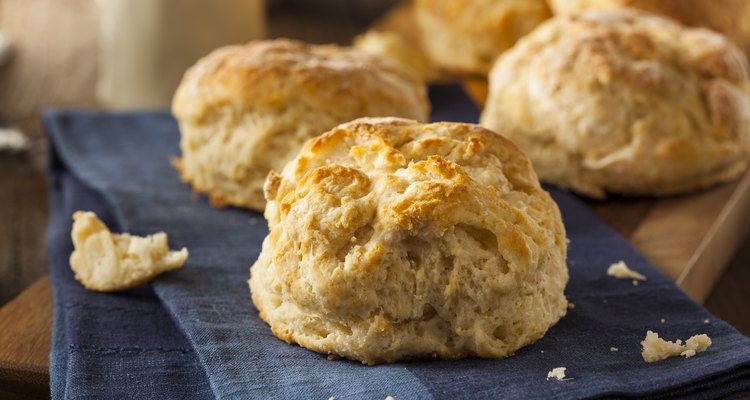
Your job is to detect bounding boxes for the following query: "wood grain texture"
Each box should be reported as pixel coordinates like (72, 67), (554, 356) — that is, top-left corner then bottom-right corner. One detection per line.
(0, 156), (49, 306)
(0, 276), (52, 397)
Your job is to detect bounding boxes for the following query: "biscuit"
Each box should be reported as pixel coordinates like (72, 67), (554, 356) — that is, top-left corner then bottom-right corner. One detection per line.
(481, 9), (750, 197)
(69, 211), (188, 292)
(547, 0), (750, 55)
(414, 0), (551, 75)
(172, 39), (429, 211)
(353, 30), (435, 82)
(249, 118), (568, 364)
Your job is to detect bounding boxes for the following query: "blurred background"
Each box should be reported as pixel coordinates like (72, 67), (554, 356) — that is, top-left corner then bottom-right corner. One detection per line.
(0, 0), (747, 336)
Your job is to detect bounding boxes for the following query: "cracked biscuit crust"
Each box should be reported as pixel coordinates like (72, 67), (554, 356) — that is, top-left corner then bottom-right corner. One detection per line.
(547, 0), (750, 56)
(250, 118), (568, 364)
(172, 39), (429, 211)
(481, 8), (750, 198)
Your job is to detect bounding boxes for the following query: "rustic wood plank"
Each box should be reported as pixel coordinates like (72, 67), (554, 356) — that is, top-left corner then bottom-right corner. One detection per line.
(677, 169), (750, 301)
(705, 239), (750, 336)
(0, 155), (49, 306)
(0, 276), (52, 395)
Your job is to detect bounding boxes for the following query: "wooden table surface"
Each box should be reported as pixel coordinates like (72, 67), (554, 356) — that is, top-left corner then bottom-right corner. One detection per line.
(0, 0), (749, 398)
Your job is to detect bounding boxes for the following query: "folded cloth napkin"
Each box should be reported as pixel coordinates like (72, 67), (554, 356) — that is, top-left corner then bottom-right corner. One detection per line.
(45, 85), (750, 400)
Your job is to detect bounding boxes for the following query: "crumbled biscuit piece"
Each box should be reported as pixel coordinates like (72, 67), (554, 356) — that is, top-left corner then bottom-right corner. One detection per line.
(607, 261), (647, 281)
(610, 347), (619, 352)
(69, 211), (188, 292)
(681, 349), (696, 358)
(547, 367), (569, 381)
(568, 303), (575, 309)
(641, 331), (712, 362)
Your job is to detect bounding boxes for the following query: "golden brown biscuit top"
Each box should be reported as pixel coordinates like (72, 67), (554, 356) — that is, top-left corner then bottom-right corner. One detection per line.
(495, 8), (750, 159)
(549, 0), (750, 55)
(263, 118), (555, 240)
(535, 9), (749, 83)
(172, 39), (426, 123)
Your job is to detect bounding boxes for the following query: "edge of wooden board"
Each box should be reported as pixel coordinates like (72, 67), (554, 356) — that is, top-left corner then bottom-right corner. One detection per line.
(616, 169), (750, 302)
(0, 276), (52, 385)
(678, 168), (750, 301)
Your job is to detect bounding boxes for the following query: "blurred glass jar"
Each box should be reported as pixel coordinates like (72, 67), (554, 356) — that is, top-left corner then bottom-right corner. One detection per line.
(97, 0), (266, 109)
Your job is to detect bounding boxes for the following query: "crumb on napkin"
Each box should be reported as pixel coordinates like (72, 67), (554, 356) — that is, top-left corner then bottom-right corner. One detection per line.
(641, 331), (712, 362)
(610, 347), (619, 352)
(607, 261), (646, 281)
(69, 211), (188, 292)
(547, 367), (571, 381)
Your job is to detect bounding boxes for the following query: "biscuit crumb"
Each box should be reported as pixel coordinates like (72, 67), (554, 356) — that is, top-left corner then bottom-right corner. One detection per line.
(660, 319), (665, 324)
(602, 299), (608, 305)
(607, 261), (646, 281)
(681, 349), (696, 358)
(69, 211), (188, 292)
(610, 347), (619, 352)
(385, 396), (395, 400)
(641, 331), (712, 362)
(704, 319), (710, 324)
(327, 354), (341, 361)
(567, 303), (575, 310)
(547, 367), (570, 381)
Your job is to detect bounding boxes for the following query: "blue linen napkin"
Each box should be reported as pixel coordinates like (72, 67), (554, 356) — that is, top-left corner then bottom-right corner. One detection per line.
(45, 85), (750, 399)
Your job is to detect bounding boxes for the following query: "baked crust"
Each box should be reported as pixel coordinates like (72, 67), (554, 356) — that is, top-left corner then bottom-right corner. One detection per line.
(414, 0), (551, 75)
(249, 118), (568, 364)
(172, 39), (429, 211)
(548, 0), (750, 55)
(481, 8), (750, 197)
